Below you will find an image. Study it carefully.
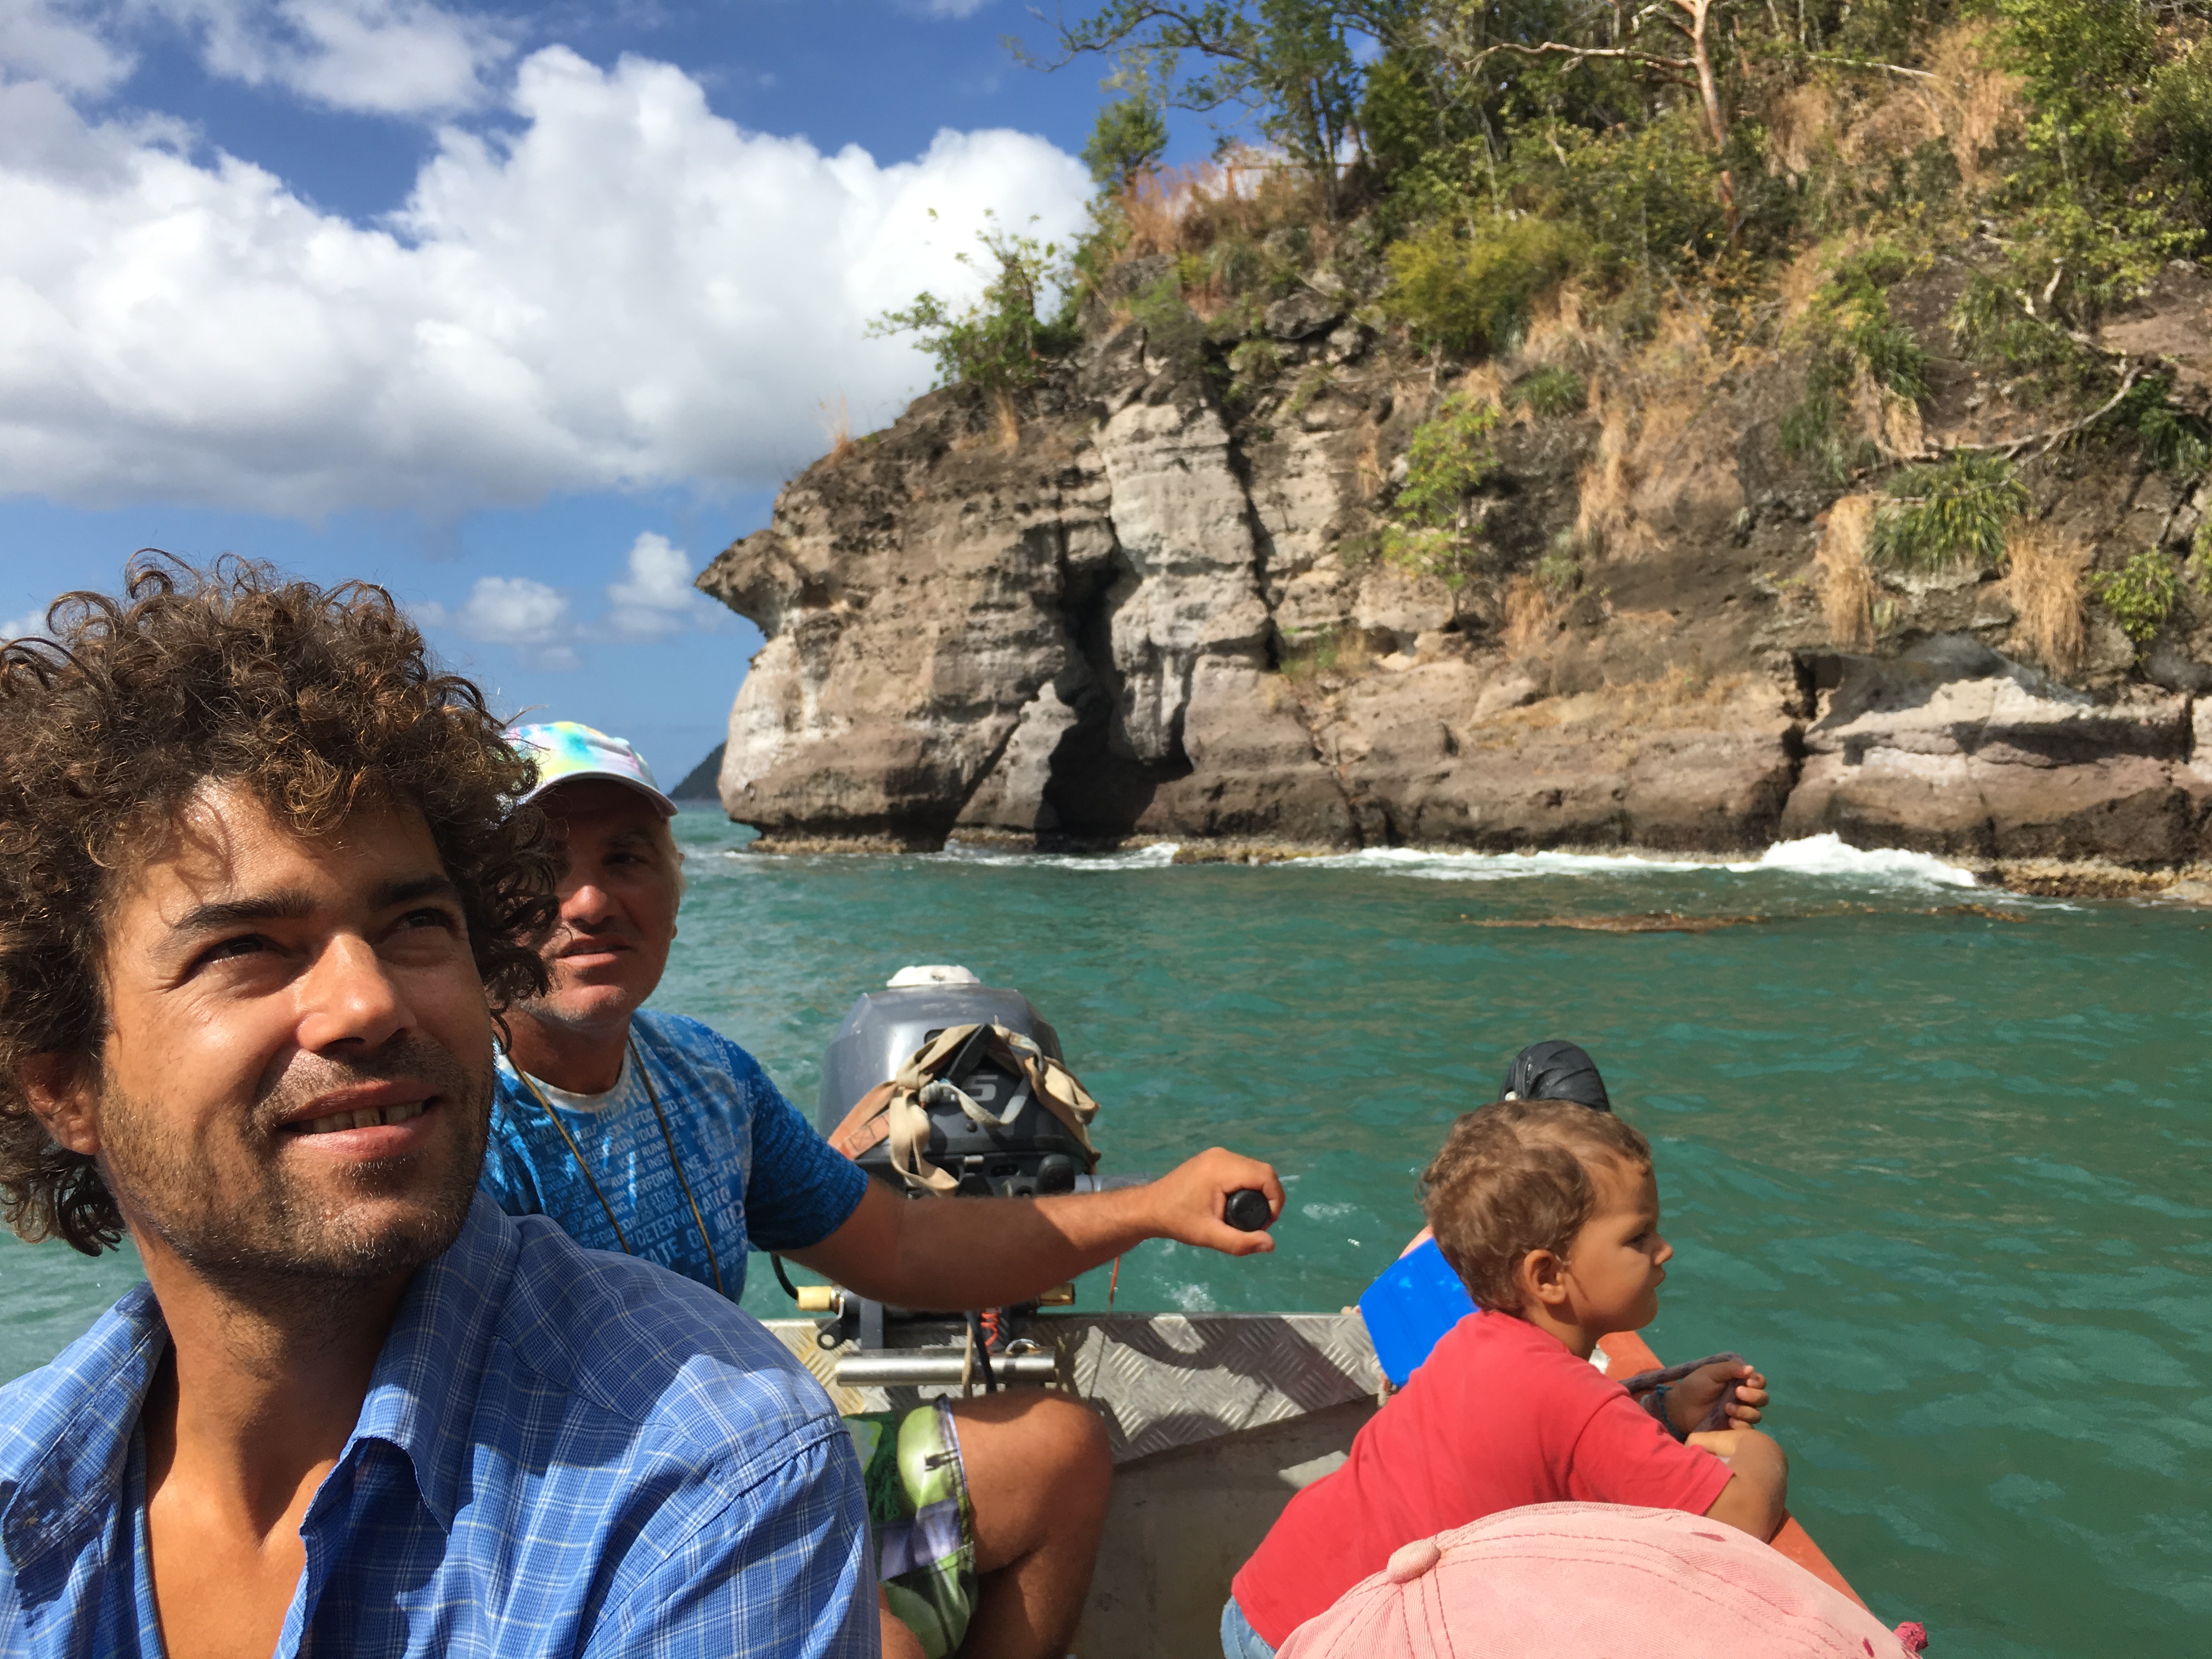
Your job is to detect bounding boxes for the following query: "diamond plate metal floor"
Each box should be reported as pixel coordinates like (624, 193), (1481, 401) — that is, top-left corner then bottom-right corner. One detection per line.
(765, 1310), (1383, 1462)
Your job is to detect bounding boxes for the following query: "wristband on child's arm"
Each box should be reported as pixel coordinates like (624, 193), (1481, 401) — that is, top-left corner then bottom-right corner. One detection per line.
(1620, 1352), (1747, 1443)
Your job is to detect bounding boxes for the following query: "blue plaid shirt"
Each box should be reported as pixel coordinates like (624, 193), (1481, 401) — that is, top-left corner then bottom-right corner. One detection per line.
(0, 1196), (874, 1657)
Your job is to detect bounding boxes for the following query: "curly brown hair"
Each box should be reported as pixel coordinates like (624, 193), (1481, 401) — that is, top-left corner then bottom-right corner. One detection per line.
(1420, 1098), (1653, 1313)
(0, 555), (558, 1255)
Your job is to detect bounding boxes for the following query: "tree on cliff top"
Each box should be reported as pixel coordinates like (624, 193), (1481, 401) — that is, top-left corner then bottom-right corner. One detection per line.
(867, 213), (1077, 393)
(1086, 93), (1173, 188)
(1084, 50), (1175, 187)
(1026, 0), (1393, 217)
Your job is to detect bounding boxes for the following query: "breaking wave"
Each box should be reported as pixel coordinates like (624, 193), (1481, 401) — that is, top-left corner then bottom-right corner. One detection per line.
(1296, 847), (1709, 881)
(1720, 833), (1979, 888)
(1291, 834), (1978, 890)
(715, 832), (1978, 889)
(932, 839), (1182, 871)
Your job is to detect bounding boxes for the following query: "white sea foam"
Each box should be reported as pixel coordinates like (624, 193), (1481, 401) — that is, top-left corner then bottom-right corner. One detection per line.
(1294, 847), (1713, 882)
(724, 831), (1980, 890)
(932, 839), (1182, 872)
(1720, 834), (1978, 888)
(1289, 835), (1977, 889)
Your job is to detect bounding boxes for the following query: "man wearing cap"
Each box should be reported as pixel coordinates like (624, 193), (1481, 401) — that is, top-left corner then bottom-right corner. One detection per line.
(483, 721), (1286, 1659)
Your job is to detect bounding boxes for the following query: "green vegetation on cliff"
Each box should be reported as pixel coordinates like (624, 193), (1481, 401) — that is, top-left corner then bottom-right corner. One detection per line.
(1376, 392), (1502, 585)
(1044, 14), (2174, 237)
(1035, 2), (2212, 349)
(868, 2), (2212, 671)
(867, 213), (1079, 392)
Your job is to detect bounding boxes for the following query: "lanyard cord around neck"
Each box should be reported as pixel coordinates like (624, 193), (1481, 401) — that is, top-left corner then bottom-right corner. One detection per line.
(513, 1035), (727, 1297)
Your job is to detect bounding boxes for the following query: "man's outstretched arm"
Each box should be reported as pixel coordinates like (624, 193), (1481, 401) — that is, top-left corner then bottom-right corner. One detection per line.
(783, 1147), (1283, 1311)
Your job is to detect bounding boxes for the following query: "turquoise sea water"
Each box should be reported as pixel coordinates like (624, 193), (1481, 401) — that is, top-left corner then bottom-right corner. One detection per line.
(5, 807), (2209, 1656)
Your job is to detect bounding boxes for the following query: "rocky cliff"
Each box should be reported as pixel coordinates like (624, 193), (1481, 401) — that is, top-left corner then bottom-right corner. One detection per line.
(696, 256), (2212, 891)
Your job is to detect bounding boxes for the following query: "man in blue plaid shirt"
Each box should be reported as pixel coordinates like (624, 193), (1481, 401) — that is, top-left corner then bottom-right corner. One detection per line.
(0, 560), (871, 1657)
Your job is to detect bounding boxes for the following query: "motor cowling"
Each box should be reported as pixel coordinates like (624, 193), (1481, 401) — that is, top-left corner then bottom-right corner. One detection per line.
(815, 966), (1096, 1199)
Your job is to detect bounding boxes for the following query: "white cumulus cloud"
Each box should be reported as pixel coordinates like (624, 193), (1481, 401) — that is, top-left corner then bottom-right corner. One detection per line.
(139, 0), (516, 116)
(418, 529), (734, 667)
(0, 43), (1091, 516)
(418, 573), (578, 669)
(2, 1), (507, 114)
(2, 606), (57, 641)
(604, 531), (725, 640)
(0, 2), (131, 94)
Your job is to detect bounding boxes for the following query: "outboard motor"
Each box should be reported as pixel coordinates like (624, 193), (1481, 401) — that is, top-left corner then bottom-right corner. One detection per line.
(799, 964), (1271, 1386)
(803, 965), (1097, 1376)
(815, 964), (1094, 1200)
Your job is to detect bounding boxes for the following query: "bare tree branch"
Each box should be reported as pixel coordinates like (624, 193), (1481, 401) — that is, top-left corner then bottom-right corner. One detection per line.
(1897, 364), (2147, 465)
(1806, 53), (1937, 80)
(1457, 38), (1695, 83)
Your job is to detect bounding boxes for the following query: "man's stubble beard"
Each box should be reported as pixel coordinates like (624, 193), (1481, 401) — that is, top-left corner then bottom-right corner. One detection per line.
(514, 986), (602, 1036)
(516, 962), (644, 1039)
(97, 1034), (492, 1302)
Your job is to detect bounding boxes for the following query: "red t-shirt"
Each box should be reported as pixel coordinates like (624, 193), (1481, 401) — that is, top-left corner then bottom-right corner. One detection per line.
(1231, 1312), (1734, 1647)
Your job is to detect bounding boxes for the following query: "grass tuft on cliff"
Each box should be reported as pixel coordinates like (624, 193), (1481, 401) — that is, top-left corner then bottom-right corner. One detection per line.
(1869, 454), (2030, 574)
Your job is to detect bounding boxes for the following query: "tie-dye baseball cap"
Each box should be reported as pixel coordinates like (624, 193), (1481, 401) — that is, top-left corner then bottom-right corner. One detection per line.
(506, 721), (678, 819)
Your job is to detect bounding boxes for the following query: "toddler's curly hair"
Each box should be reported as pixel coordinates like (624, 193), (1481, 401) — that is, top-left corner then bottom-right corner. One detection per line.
(1420, 1097), (1652, 1313)
(0, 555), (557, 1255)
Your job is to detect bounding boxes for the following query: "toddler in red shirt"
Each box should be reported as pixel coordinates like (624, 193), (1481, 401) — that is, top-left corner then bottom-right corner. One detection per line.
(1225, 1098), (1788, 1657)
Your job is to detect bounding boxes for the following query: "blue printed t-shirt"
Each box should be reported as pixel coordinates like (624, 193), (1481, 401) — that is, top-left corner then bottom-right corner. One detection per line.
(479, 1009), (868, 1301)
(0, 1196), (873, 1658)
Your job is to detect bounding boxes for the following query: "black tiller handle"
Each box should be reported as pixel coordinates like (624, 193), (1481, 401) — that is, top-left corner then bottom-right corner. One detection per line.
(1224, 1188), (1274, 1232)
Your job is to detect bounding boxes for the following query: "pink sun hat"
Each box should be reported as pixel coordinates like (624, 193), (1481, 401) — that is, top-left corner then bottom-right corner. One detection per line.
(506, 721), (677, 819)
(1276, 1504), (1927, 1659)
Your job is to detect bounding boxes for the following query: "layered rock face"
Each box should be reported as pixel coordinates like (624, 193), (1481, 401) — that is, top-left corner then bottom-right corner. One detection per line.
(1782, 640), (2207, 865)
(702, 323), (1363, 849)
(698, 267), (2212, 878)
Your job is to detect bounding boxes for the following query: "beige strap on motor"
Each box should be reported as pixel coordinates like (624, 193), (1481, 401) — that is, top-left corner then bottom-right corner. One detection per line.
(824, 1022), (1101, 1196)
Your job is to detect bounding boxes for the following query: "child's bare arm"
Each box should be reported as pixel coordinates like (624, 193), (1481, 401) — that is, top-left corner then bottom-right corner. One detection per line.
(1687, 1427), (1788, 1542)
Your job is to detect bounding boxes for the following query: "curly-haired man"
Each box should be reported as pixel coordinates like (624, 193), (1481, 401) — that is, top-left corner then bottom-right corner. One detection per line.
(0, 559), (872, 1659)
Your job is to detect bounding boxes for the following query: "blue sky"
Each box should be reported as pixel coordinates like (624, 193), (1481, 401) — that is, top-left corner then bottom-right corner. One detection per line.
(0, 0), (1222, 781)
